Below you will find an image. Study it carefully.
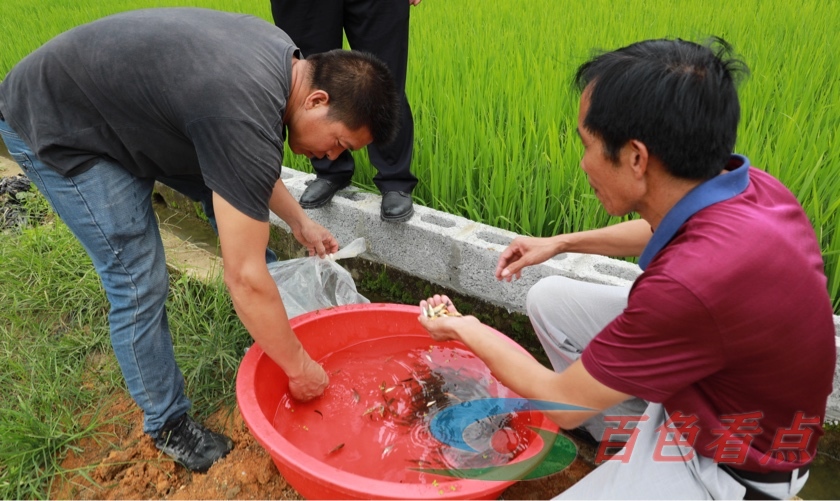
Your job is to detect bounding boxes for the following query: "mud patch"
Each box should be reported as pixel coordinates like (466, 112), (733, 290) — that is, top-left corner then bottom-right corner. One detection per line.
(1, 174), (36, 230)
(49, 395), (302, 500)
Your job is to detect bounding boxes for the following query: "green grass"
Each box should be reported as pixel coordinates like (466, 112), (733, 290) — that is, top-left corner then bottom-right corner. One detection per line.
(0, 3), (838, 495)
(0, 212), (108, 498)
(0, 199), (248, 498)
(3, 0), (837, 309)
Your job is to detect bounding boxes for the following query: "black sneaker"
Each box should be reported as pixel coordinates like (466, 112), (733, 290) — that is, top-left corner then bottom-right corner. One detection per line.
(153, 414), (233, 473)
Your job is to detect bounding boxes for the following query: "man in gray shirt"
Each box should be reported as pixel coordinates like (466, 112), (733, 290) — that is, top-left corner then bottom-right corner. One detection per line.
(0, 7), (399, 473)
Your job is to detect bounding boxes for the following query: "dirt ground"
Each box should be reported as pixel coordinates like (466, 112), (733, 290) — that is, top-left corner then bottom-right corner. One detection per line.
(0, 155), (20, 177)
(49, 395), (304, 500)
(48, 394), (595, 500)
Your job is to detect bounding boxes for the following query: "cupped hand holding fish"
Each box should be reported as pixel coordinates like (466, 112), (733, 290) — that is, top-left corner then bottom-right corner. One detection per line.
(418, 294), (481, 342)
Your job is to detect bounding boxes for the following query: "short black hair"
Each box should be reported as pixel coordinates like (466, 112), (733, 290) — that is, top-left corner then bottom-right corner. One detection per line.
(307, 49), (400, 145)
(574, 37), (749, 180)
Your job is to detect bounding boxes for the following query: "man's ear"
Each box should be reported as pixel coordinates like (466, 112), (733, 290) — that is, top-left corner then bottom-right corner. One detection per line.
(627, 139), (649, 178)
(304, 89), (330, 110)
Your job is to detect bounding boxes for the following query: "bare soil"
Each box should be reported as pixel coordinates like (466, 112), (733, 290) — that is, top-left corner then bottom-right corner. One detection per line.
(48, 394), (595, 500)
(49, 395), (303, 500)
(0, 156), (22, 179)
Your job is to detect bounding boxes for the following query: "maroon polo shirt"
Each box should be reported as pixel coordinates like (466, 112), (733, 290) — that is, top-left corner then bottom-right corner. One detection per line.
(582, 157), (836, 473)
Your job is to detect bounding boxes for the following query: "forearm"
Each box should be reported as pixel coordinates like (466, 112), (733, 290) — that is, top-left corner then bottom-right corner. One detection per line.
(268, 178), (309, 232)
(554, 219), (652, 257)
(225, 265), (309, 376)
(455, 322), (600, 429)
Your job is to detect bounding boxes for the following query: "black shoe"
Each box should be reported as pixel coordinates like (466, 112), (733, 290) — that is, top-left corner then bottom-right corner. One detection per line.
(153, 414), (233, 473)
(299, 178), (351, 209)
(381, 191), (414, 222)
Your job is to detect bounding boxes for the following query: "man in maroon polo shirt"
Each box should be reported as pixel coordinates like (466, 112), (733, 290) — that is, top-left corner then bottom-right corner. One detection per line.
(418, 37), (835, 499)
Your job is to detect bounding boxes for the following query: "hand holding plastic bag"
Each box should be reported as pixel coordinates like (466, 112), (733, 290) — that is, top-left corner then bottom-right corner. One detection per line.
(268, 238), (369, 319)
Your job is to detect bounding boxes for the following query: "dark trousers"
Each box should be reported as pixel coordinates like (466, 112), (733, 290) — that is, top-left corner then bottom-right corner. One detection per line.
(271, 0), (418, 194)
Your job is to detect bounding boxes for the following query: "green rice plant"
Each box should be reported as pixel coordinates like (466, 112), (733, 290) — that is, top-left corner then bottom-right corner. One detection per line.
(0, 3), (837, 495)
(1, 0), (838, 310)
(404, 0), (840, 310)
(0, 0), (273, 78)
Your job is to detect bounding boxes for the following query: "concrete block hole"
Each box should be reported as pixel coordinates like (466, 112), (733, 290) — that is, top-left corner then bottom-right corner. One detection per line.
(476, 230), (512, 247)
(420, 213), (457, 229)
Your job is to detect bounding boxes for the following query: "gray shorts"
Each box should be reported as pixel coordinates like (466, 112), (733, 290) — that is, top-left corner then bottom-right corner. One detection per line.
(526, 276), (647, 441)
(557, 402), (808, 499)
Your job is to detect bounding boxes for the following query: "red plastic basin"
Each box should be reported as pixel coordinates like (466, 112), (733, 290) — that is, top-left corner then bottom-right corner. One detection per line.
(236, 303), (557, 500)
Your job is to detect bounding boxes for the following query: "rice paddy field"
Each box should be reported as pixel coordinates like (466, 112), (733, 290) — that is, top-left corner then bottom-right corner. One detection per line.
(1, 3), (839, 499)
(0, 0), (838, 308)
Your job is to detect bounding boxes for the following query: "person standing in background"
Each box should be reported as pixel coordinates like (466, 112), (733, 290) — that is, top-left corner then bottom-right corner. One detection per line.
(271, 0), (421, 222)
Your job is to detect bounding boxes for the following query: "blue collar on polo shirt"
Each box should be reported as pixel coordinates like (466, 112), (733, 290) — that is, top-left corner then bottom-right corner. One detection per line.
(638, 154), (751, 270)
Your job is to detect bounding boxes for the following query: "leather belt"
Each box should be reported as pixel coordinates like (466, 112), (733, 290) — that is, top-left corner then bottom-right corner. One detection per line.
(728, 463), (809, 483)
(723, 464), (810, 500)
(0, 109), (4, 121)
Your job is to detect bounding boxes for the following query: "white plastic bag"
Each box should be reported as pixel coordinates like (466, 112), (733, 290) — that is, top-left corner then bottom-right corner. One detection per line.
(267, 237), (369, 318)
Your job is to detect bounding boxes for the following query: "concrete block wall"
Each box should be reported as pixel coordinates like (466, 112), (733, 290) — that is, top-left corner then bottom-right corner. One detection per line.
(275, 167), (642, 311)
(275, 167), (840, 418)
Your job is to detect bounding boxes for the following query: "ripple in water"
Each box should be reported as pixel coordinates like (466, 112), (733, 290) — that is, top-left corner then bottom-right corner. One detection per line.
(272, 335), (537, 484)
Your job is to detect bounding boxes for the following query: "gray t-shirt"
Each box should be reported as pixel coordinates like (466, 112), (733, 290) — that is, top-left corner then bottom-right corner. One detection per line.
(0, 7), (297, 221)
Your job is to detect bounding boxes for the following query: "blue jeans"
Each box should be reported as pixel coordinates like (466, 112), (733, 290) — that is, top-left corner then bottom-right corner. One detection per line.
(0, 119), (189, 435)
